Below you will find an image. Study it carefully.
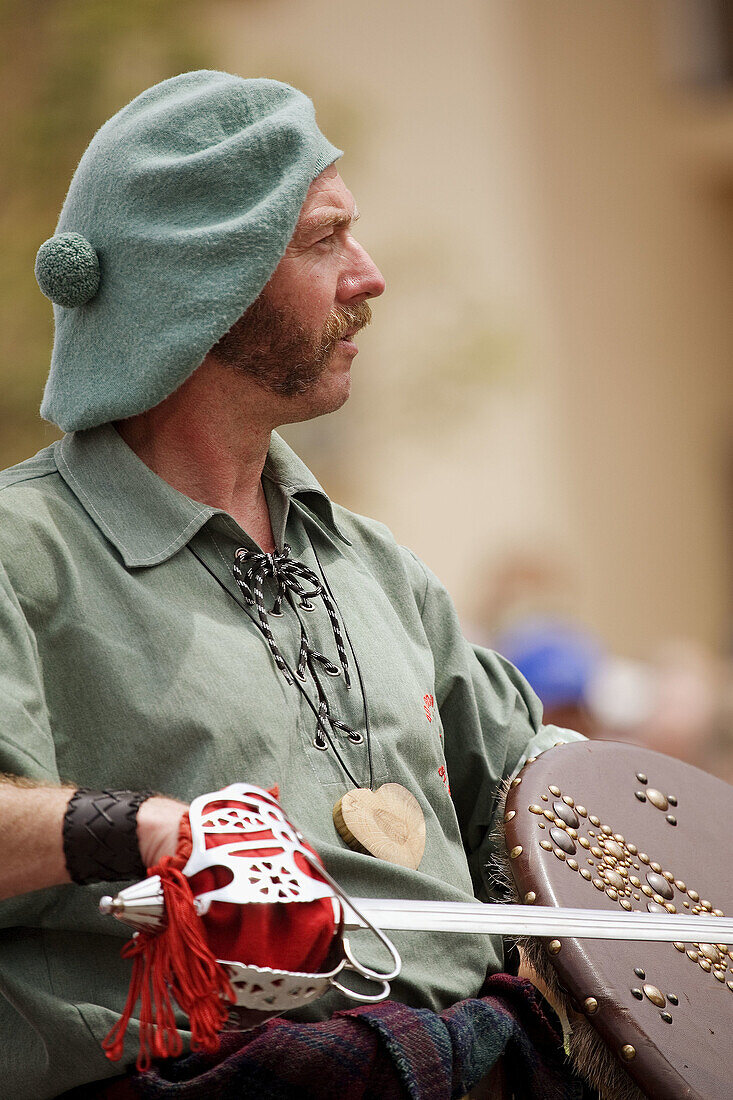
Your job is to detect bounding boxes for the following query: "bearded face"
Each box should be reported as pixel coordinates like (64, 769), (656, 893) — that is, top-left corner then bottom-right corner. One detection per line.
(211, 292), (372, 398)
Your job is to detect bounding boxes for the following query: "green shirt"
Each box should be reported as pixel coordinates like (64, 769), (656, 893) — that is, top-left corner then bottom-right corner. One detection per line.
(0, 425), (582, 1098)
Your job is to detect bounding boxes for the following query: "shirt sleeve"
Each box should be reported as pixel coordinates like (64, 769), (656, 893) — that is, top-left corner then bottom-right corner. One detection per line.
(0, 557), (63, 928)
(400, 547), (585, 902)
(0, 559), (58, 781)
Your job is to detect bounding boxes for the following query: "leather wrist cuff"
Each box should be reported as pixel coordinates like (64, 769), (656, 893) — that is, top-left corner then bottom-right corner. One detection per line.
(62, 788), (154, 885)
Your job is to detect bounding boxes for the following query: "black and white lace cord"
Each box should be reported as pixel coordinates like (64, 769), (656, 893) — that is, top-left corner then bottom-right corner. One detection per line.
(232, 545), (351, 688)
(308, 536), (376, 790)
(188, 537), (375, 792)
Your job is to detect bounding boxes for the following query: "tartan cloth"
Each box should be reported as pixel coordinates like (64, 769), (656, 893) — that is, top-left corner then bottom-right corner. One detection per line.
(77, 976), (583, 1100)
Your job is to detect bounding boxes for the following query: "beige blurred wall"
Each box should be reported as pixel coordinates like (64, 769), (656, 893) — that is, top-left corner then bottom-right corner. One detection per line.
(520, 1), (733, 654)
(8, 2), (729, 658)
(206, 0), (732, 657)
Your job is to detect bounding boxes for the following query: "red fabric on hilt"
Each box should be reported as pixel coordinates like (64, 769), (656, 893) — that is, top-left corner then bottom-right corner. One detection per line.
(187, 797), (337, 974)
(103, 788), (339, 1071)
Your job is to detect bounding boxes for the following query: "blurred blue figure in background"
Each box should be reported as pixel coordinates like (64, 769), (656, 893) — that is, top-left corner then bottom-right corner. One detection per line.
(495, 617), (604, 738)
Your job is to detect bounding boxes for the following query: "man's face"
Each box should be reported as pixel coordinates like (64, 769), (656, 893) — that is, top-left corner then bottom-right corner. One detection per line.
(211, 166), (385, 421)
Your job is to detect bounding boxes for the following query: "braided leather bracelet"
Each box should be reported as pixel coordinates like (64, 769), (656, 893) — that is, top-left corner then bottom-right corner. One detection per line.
(62, 788), (154, 885)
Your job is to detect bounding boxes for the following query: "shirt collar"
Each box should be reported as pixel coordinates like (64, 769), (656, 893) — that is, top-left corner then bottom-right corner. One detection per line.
(56, 424), (349, 569)
(262, 432), (350, 548)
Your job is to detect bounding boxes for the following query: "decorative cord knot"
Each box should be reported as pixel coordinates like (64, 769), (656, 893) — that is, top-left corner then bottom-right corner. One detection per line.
(233, 544), (351, 689)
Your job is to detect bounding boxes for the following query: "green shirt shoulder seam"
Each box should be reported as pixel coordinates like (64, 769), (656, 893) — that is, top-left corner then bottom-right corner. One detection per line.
(0, 451), (59, 496)
(398, 545), (431, 616)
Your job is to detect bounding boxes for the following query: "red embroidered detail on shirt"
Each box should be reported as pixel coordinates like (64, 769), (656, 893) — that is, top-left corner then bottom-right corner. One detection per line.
(438, 764), (450, 793)
(423, 693), (435, 723)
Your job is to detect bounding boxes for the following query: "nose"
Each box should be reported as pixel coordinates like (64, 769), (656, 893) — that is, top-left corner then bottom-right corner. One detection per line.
(337, 240), (386, 303)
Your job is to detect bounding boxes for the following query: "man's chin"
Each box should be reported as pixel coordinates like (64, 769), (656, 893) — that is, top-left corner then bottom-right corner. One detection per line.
(275, 370), (351, 426)
(311, 371), (352, 415)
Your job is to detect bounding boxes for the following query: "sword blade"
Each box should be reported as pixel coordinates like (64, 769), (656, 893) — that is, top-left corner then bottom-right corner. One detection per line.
(100, 881), (733, 944)
(343, 898), (733, 944)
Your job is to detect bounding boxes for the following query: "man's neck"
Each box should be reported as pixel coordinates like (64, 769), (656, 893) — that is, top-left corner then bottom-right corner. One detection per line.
(115, 358), (278, 551)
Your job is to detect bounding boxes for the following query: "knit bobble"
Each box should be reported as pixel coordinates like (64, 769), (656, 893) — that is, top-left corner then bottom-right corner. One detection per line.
(35, 232), (100, 308)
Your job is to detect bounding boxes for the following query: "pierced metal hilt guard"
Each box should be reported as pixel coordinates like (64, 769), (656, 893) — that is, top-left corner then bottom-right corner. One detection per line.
(99, 783), (401, 1023)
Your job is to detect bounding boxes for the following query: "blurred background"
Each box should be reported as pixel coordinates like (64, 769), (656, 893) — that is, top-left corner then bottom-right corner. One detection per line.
(2, 0), (733, 772)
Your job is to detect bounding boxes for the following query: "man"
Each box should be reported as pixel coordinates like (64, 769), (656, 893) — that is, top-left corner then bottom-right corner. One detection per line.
(0, 71), (582, 1098)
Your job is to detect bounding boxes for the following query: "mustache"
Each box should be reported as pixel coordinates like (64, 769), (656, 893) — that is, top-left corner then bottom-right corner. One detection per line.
(322, 300), (373, 346)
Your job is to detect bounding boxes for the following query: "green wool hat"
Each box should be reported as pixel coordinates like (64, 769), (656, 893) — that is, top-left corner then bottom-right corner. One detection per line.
(35, 70), (341, 431)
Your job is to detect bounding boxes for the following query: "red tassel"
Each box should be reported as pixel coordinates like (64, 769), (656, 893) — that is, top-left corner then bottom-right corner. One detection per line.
(102, 818), (235, 1071)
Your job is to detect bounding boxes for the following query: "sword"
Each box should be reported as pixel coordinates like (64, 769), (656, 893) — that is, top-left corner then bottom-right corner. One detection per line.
(100, 880), (733, 945)
(341, 898), (733, 943)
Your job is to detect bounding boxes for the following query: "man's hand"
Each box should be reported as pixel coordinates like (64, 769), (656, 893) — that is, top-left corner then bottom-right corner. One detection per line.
(137, 795), (187, 868)
(0, 779), (186, 901)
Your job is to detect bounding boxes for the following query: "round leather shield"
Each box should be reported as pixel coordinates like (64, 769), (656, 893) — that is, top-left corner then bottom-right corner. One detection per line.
(505, 741), (733, 1100)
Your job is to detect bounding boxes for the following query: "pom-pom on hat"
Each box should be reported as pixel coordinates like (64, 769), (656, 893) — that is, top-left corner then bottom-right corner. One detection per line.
(37, 71), (341, 431)
(35, 233), (101, 309)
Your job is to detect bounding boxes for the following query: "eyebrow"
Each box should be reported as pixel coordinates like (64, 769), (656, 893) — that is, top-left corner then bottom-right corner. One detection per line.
(298, 207), (361, 236)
